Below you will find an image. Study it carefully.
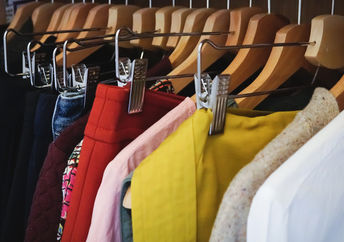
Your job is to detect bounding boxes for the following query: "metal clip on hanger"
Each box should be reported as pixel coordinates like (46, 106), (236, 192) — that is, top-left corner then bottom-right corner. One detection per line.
(113, 27), (234, 114)
(127, 59), (148, 114)
(195, 38), (316, 135)
(114, 27), (149, 114)
(2, 27), (107, 80)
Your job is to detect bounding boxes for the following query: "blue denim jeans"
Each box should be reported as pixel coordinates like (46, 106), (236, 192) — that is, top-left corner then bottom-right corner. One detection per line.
(52, 92), (85, 140)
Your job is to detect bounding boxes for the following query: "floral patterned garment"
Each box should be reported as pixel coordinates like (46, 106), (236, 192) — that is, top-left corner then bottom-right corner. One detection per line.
(149, 80), (174, 94)
(57, 140), (83, 241)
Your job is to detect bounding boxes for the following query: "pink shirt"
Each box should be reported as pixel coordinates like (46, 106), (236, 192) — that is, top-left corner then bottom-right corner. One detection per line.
(86, 98), (196, 242)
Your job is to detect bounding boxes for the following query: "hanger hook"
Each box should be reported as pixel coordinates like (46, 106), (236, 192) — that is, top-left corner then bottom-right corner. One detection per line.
(331, 0), (335, 15)
(149, 0), (152, 8)
(189, 0), (192, 8)
(227, 0), (230, 10)
(125, 0), (128, 5)
(267, 0), (271, 14)
(206, 0), (209, 9)
(298, 0), (302, 24)
(249, 0), (253, 7)
(172, 0), (175, 7)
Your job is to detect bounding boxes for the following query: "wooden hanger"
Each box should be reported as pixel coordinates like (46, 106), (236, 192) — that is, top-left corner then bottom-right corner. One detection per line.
(237, 12), (344, 109)
(330, 75), (344, 110)
(55, 3), (98, 42)
(152, 5), (183, 50)
(226, 7), (263, 47)
(168, 9), (231, 93)
(235, 23), (310, 109)
(130, 7), (159, 51)
(31, 2), (65, 35)
(168, 8), (216, 67)
(7, 2), (43, 40)
(166, 7), (194, 48)
(105, 4), (140, 48)
(56, 4), (80, 34)
(152, 6), (181, 50)
(222, 13), (289, 92)
(305, 15), (344, 69)
(56, 4), (111, 67)
(31, 3), (73, 52)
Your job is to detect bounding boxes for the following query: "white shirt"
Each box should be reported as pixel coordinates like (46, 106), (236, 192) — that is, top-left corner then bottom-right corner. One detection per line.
(247, 110), (344, 242)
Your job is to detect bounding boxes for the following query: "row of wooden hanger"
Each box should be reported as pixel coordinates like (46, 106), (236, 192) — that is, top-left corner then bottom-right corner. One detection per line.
(4, 0), (344, 111)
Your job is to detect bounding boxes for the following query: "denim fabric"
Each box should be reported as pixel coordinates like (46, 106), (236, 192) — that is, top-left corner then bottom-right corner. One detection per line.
(52, 92), (85, 140)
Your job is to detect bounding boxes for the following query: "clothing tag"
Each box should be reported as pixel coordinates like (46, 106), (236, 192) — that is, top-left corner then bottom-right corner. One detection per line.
(85, 66), (101, 110)
(123, 186), (132, 209)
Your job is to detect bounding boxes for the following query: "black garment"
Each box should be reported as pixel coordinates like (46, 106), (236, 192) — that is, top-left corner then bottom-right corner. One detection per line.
(25, 92), (57, 218)
(0, 77), (32, 236)
(0, 90), (57, 242)
(0, 89), (41, 242)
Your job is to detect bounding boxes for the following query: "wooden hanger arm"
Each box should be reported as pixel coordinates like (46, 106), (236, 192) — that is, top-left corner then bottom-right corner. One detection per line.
(222, 13), (290, 92)
(168, 8), (216, 68)
(236, 24), (310, 109)
(226, 7), (263, 47)
(169, 9), (231, 93)
(152, 6), (183, 50)
(130, 7), (159, 51)
(166, 8), (194, 48)
(31, 2), (64, 35)
(56, 4), (111, 67)
(305, 15), (344, 69)
(330, 75), (344, 110)
(105, 5), (139, 48)
(7, 2), (43, 40)
(56, 3), (97, 42)
(31, 4), (73, 52)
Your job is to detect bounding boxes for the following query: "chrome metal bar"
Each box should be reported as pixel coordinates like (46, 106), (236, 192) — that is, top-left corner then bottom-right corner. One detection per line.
(27, 41), (36, 86)
(298, 0), (302, 25)
(52, 47), (60, 91)
(63, 40), (69, 87)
